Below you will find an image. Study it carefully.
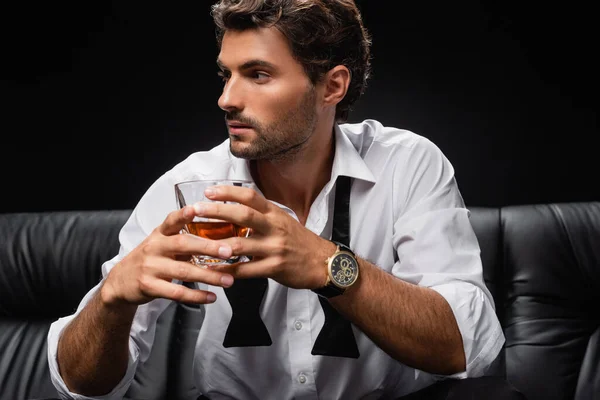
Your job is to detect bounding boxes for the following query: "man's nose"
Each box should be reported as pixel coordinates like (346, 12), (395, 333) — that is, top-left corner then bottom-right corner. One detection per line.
(218, 77), (244, 112)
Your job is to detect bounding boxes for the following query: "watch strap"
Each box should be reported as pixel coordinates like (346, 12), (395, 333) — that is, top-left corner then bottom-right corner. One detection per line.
(312, 283), (345, 298)
(331, 240), (354, 256)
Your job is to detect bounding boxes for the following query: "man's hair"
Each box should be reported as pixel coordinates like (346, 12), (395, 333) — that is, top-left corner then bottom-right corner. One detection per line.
(211, 0), (372, 122)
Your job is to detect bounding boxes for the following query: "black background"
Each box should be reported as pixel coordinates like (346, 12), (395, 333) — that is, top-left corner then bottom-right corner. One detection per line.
(1, 1), (597, 213)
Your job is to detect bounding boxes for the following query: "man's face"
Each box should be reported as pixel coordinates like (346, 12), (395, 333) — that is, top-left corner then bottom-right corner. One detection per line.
(217, 27), (318, 161)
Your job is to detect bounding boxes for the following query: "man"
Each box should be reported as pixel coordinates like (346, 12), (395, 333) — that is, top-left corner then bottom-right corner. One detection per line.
(47, 1), (522, 399)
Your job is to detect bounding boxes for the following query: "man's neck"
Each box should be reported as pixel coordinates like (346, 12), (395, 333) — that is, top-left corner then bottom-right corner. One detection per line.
(252, 128), (335, 226)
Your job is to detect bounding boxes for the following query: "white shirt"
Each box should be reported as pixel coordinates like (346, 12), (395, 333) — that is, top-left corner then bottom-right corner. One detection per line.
(47, 119), (504, 399)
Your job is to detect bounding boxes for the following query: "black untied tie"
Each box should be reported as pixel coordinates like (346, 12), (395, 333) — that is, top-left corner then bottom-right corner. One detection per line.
(222, 181), (272, 347)
(311, 175), (359, 358)
(222, 276), (272, 347)
(220, 176), (359, 357)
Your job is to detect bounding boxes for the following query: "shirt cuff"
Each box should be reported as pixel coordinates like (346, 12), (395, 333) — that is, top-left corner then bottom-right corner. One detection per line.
(429, 281), (505, 379)
(47, 315), (140, 400)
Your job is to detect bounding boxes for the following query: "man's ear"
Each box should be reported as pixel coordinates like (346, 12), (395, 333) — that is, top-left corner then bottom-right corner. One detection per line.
(322, 65), (351, 108)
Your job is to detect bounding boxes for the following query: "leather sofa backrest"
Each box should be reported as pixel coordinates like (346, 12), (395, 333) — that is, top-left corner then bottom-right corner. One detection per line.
(500, 203), (600, 400)
(1, 202), (599, 400)
(0, 210), (131, 399)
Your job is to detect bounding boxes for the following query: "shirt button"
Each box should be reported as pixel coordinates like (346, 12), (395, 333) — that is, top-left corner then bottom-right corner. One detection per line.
(294, 321), (303, 330)
(298, 374), (307, 384)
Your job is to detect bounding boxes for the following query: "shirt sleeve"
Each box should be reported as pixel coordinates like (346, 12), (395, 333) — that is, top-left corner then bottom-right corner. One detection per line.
(46, 173), (179, 399)
(390, 136), (505, 379)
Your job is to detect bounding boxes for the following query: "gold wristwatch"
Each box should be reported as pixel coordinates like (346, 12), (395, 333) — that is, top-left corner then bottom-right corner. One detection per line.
(312, 241), (359, 298)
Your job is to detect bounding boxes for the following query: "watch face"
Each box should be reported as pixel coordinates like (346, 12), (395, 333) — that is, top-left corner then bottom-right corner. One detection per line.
(330, 252), (359, 288)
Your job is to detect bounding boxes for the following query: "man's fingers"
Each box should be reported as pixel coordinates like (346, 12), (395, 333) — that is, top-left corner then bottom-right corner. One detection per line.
(162, 233), (233, 259)
(142, 279), (219, 304)
(158, 205), (200, 236)
(219, 236), (269, 258)
(194, 202), (270, 233)
(155, 259), (235, 288)
(205, 185), (272, 214)
(211, 256), (274, 280)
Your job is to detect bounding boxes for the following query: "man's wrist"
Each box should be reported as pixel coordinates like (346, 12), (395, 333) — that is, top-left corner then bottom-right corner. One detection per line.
(98, 280), (138, 318)
(313, 239), (338, 289)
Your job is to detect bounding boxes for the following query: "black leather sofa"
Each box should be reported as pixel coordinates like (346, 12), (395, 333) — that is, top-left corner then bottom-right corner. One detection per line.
(1, 202), (599, 400)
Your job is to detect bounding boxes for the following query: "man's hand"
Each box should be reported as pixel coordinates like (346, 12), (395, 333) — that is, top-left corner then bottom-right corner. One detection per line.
(58, 204), (237, 396)
(100, 204), (236, 307)
(199, 184), (337, 289)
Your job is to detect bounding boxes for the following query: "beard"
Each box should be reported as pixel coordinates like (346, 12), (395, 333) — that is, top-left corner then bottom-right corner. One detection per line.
(226, 85), (317, 162)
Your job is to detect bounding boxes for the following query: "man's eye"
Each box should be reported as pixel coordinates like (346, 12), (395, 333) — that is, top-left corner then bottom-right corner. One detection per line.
(217, 71), (229, 82)
(254, 72), (270, 81)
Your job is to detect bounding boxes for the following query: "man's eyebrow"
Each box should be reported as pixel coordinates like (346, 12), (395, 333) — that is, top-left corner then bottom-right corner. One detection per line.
(216, 58), (276, 71)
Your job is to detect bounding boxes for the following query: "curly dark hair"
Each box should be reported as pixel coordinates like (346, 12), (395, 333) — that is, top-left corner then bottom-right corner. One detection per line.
(211, 0), (372, 122)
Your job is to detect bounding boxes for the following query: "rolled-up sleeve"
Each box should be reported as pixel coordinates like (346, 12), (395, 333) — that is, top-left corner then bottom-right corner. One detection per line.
(430, 281), (504, 378)
(390, 137), (504, 379)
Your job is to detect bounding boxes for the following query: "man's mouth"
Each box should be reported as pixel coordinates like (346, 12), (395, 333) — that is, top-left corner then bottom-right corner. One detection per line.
(227, 121), (255, 136)
(227, 121), (253, 129)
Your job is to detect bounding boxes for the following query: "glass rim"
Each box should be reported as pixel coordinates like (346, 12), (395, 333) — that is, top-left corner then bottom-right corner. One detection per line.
(174, 178), (254, 188)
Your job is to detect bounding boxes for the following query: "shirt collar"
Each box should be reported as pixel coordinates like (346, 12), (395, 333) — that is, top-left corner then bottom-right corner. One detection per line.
(229, 123), (376, 185)
(330, 123), (376, 184)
